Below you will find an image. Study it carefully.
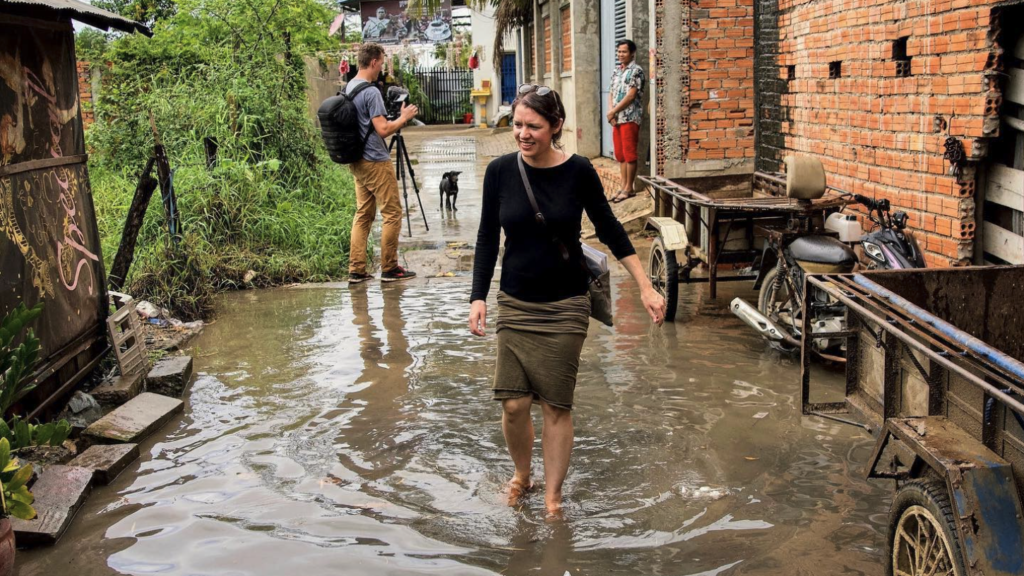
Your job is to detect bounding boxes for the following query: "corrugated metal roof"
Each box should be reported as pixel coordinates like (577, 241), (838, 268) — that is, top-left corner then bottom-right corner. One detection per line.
(2, 0), (152, 35)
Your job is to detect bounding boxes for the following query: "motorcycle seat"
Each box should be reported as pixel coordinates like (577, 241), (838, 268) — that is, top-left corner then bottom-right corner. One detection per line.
(788, 235), (857, 265)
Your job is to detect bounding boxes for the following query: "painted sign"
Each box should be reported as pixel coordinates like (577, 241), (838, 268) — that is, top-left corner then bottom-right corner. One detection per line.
(1, 18), (106, 358)
(360, 0), (453, 45)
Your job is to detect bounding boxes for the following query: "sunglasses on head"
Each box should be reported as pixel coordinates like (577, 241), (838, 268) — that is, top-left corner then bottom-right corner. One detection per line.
(518, 83), (552, 96)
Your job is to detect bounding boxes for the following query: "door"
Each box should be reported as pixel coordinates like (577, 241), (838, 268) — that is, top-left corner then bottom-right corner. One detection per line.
(600, 0), (627, 158)
(501, 53), (517, 105)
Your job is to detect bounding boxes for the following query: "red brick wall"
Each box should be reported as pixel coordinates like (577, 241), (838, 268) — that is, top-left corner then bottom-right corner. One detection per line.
(773, 0), (1008, 266)
(653, 0), (755, 173)
(77, 61), (94, 128)
(688, 0), (756, 163)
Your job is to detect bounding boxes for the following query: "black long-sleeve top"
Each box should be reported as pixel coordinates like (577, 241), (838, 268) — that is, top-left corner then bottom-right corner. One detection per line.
(470, 153), (637, 303)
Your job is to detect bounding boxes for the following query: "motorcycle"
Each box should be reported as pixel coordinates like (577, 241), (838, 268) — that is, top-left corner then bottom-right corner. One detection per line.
(730, 191), (925, 356)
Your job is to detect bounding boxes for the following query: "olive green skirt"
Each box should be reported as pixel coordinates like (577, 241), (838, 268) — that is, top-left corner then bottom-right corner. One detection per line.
(492, 291), (590, 410)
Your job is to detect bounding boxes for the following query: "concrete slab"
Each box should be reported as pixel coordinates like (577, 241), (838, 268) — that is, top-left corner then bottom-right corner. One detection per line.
(145, 355), (194, 398)
(91, 370), (144, 407)
(83, 393), (183, 444)
(11, 465), (92, 546)
(67, 444), (139, 485)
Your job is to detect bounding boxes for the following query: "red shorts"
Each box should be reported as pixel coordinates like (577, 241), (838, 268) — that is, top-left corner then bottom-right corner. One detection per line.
(612, 122), (640, 163)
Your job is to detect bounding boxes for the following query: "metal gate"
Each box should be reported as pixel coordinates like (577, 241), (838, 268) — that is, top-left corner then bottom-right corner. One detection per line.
(412, 67), (473, 125)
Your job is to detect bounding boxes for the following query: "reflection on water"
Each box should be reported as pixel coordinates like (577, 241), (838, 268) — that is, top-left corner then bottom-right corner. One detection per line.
(17, 279), (887, 576)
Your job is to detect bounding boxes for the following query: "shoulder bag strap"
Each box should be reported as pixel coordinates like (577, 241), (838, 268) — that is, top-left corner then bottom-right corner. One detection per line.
(516, 153), (599, 282)
(517, 152), (569, 261)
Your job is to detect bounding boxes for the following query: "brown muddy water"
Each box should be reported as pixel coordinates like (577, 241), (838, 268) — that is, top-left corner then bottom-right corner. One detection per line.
(17, 278), (890, 576)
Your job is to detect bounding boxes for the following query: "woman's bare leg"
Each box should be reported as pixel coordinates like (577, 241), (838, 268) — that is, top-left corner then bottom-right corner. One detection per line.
(539, 401), (573, 513)
(502, 396), (535, 503)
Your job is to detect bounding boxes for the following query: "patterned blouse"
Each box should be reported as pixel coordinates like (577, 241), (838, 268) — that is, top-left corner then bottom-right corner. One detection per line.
(610, 60), (645, 125)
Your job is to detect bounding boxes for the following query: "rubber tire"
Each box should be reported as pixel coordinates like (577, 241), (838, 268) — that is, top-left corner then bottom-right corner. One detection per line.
(886, 477), (966, 576)
(649, 237), (679, 322)
(757, 266), (798, 353)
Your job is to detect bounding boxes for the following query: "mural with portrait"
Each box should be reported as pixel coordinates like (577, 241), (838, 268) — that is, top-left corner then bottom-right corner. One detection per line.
(360, 0), (453, 45)
(0, 17), (106, 360)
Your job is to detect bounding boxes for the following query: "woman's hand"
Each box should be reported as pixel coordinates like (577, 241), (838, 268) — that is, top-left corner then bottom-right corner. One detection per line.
(469, 300), (487, 336)
(641, 286), (667, 326)
(619, 254), (667, 326)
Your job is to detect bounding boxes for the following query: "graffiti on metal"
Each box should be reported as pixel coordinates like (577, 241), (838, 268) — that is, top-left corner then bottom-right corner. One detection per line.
(1, 16), (105, 360)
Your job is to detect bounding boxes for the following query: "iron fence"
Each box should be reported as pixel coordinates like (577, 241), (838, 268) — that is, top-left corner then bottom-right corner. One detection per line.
(412, 67), (473, 125)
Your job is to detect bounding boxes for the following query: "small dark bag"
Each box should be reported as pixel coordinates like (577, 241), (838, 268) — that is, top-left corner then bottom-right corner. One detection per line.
(516, 153), (614, 327)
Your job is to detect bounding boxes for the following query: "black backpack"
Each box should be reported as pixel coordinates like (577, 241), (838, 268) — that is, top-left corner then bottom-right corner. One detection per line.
(318, 82), (375, 165)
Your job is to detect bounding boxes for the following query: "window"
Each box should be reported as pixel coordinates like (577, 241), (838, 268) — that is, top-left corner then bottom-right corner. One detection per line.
(787, 65), (796, 81)
(829, 61), (842, 79)
(614, 0), (626, 41)
(893, 37), (911, 77)
(561, 7), (572, 71)
(543, 16), (552, 75)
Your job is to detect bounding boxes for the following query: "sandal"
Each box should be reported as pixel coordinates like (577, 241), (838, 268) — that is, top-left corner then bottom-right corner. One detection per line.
(610, 191), (628, 203)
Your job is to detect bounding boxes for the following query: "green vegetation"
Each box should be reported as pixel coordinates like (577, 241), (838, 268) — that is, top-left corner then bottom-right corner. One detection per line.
(0, 304), (42, 417)
(0, 417), (71, 451)
(0, 439), (35, 521)
(81, 0), (357, 318)
(0, 303), (71, 439)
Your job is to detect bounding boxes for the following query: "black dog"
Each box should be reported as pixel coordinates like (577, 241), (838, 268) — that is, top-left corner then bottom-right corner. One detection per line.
(440, 171), (461, 211)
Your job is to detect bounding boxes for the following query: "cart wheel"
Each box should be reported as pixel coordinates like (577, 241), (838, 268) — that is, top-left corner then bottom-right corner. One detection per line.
(757, 266), (798, 353)
(649, 237), (678, 322)
(886, 478), (966, 576)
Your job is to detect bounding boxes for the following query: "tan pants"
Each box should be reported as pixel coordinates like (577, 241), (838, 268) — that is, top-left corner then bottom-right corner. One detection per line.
(349, 159), (402, 274)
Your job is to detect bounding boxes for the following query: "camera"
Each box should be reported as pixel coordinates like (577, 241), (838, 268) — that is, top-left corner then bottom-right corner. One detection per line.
(385, 86), (410, 121)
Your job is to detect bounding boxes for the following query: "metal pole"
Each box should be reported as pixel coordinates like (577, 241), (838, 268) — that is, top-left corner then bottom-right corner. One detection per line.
(807, 275), (1024, 418)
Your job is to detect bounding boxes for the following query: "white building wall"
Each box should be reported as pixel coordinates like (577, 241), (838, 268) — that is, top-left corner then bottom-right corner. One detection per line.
(470, 5), (517, 124)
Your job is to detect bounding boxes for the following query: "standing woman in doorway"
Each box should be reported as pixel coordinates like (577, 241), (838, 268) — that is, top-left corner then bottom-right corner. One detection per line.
(469, 84), (666, 515)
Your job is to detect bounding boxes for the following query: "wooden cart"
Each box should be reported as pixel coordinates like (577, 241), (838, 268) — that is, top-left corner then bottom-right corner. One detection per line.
(802, 266), (1024, 576)
(638, 172), (848, 321)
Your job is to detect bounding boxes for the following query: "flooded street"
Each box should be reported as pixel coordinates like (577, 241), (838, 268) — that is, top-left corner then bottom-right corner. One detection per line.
(18, 279), (890, 576)
(16, 129), (890, 575)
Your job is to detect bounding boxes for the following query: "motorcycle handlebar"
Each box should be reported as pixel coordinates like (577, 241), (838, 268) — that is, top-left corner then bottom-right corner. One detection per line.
(853, 194), (889, 213)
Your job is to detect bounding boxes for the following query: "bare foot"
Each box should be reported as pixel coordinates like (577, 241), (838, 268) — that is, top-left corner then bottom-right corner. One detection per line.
(507, 477), (534, 506)
(545, 508), (565, 522)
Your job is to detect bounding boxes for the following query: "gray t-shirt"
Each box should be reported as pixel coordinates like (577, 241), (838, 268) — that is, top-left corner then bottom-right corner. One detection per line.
(347, 79), (391, 162)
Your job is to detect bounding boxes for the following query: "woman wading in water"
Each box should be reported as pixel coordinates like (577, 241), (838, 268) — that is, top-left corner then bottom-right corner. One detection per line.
(469, 85), (667, 514)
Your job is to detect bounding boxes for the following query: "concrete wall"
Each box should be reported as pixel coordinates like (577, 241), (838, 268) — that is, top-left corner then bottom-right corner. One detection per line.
(570, 0), (601, 157)
(304, 55), (343, 125)
(471, 5), (517, 123)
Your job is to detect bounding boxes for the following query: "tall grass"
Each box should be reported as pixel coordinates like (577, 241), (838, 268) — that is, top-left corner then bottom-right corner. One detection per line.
(84, 0), (357, 319)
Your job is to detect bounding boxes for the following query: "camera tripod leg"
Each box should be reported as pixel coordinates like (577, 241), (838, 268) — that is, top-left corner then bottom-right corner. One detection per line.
(399, 137), (429, 232)
(396, 142), (413, 237)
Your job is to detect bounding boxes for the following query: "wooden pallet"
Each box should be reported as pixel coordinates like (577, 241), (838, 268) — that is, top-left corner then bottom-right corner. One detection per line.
(106, 295), (146, 377)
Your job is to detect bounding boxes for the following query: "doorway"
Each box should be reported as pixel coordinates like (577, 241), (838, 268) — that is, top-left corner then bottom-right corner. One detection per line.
(600, 0), (627, 158)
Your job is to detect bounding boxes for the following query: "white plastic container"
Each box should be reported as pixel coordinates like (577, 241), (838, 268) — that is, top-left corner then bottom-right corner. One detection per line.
(825, 213), (863, 242)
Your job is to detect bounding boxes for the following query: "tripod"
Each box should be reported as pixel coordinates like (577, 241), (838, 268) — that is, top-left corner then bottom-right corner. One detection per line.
(388, 129), (429, 236)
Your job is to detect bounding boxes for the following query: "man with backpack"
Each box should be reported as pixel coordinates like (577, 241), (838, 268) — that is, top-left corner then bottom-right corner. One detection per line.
(328, 43), (418, 284)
